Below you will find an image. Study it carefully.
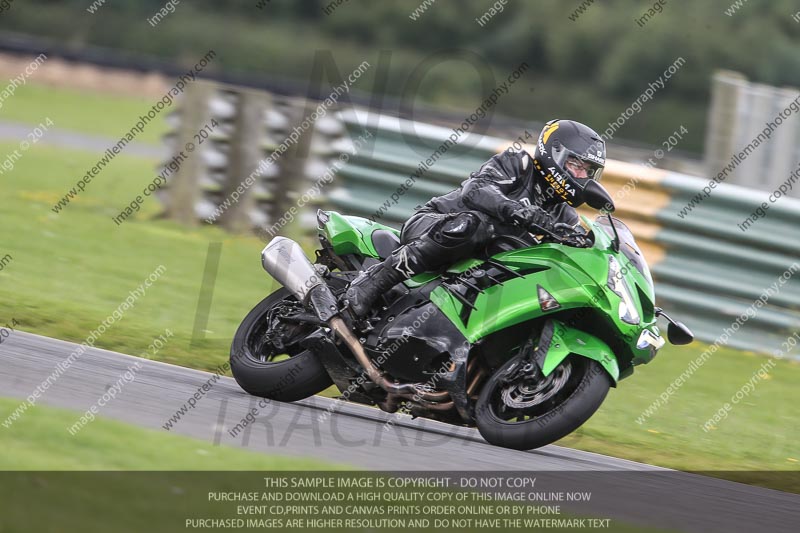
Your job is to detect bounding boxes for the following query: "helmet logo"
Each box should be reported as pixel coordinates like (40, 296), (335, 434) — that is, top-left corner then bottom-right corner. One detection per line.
(584, 152), (605, 164)
(545, 167), (576, 201)
(541, 122), (560, 144)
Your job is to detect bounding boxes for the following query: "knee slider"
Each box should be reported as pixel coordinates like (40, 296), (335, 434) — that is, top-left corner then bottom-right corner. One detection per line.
(437, 213), (481, 246)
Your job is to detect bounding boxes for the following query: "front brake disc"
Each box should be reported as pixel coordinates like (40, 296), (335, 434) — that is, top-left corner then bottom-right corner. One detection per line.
(501, 360), (572, 409)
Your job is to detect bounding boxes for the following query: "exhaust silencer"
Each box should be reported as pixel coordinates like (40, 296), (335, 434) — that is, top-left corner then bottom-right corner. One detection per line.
(261, 237), (429, 401)
(261, 237), (338, 321)
(262, 237), (322, 301)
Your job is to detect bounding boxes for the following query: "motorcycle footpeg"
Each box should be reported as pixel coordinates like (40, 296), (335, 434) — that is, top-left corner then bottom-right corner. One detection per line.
(336, 303), (376, 334)
(359, 320), (376, 332)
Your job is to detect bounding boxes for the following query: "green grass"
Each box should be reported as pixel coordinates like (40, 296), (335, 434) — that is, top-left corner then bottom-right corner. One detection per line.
(0, 141), (277, 371)
(1, 139), (798, 488)
(0, 397), (347, 533)
(0, 398), (665, 533)
(0, 397), (336, 470)
(560, 342), (800, 490)
(1, 83), (168, 144)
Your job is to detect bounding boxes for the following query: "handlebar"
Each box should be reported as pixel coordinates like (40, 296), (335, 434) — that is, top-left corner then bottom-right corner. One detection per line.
(512, 219), (589, 247)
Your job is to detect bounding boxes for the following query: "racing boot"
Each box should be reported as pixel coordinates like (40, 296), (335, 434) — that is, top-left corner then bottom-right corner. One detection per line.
(344, 246), (419, 318)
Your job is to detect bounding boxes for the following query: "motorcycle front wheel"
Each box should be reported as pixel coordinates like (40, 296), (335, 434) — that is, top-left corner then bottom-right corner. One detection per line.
(475, 355), (611, 450)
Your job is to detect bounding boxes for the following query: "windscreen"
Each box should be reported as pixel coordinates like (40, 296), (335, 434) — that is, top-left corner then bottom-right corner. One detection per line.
(595, 216), (654, 288)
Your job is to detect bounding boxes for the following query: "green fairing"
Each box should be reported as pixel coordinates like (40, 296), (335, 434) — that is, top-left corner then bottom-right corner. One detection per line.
(430, 217), (658, 370)
(449, 244), (613, 341)
(542, 320), (620, 384)
(320, 210), (483, 287)
(320, 211), (661, 378)
(321, 211), (398, 258)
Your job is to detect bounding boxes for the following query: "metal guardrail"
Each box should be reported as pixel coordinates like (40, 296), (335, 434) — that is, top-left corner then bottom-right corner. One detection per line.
(328, 109), (502, 223)
(650, 173), (800, 356)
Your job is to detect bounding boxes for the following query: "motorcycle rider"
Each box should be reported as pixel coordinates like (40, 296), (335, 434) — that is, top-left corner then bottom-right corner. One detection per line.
(344, 119), (606, 318)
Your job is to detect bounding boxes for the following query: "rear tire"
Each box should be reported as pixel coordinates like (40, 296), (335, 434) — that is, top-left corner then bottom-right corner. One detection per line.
(230, 288), (333, 402)
(475, 356), (611, 451)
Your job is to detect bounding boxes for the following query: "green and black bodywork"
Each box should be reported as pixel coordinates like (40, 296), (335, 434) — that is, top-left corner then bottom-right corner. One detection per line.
(231, 200), (692, 451)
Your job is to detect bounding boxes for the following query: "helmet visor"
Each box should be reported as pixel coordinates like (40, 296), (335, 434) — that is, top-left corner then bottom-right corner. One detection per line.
(564, 155), (604, 181)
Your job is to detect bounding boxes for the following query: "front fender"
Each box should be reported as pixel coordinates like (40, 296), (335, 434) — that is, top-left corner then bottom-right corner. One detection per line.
(541, 321), (619, 385)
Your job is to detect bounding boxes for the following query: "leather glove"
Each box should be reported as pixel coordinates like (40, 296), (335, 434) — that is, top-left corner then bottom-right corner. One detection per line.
(552, 222), (590, 247)
(510, 205), (555, 233)
(560, 233), (590, 248)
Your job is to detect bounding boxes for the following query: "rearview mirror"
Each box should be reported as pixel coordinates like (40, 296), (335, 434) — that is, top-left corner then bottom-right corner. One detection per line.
(583, 180), (615, 213)
(667, 321), (694, 345)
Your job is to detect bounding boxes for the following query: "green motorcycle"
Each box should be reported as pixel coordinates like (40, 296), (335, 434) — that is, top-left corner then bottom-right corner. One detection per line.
(230, 182), (693, 450)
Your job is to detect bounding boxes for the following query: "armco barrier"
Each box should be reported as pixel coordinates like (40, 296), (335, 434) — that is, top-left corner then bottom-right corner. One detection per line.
(650, 173), (800, 356)
(328, 109), (800, 358)
(328, 109), (502, 223)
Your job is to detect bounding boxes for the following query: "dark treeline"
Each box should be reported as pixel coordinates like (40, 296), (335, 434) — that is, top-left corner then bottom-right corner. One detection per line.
(1, 0), (798, 153)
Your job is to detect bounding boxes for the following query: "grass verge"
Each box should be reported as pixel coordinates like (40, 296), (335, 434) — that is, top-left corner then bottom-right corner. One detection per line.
(0, 397), (349, 533)
(1, 83), (167, 144)
(0, 397), (664, 532)
(0, 397), (337, 470)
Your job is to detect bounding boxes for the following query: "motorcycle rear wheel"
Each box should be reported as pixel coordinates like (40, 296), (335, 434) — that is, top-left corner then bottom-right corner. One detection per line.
(475, 355), (611, 450)
(230, 288), (333, 402)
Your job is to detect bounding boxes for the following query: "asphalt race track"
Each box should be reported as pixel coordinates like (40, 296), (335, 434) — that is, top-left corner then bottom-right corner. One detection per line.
(1, 331), (797, 532)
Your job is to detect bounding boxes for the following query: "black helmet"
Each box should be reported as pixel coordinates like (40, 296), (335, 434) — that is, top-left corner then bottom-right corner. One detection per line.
(532, 119), (606, 207)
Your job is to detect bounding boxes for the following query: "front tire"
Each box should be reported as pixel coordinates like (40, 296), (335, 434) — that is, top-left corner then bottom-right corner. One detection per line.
(475, 355), (611, 450)
(230, 288), (333, 402)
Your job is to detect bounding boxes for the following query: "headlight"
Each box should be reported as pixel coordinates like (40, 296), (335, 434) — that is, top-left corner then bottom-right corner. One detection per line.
(607, 256), (640, 325)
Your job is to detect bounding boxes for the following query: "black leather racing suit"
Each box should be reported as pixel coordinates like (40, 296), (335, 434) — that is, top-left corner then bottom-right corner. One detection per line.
(397, 148), (585, 274)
